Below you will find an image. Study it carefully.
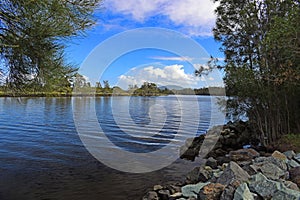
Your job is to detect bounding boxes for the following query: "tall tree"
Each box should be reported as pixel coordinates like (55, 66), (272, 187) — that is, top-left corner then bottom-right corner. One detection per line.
(206, 0), (300, 144)
(0, 0), (100, 89)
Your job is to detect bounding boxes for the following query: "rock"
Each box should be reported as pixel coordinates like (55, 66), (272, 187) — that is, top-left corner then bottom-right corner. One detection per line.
(229, 149), (260, 161)
(281, 180), (299, 191)
(289, 166), (300, 187)
(233, 183), (254, 200)
(186, 166), (213, 184)
(294, 153), (300, 163)
(169, 192), (182, 198)
(157, 190), (170, 200)
(206, 157), (218, 169)
(217, 161), (250, 186)
(241, 164), (257, 176)
(166, 184), (181, 194)
(153, 185), (163, 191)
(220, 180), (242, 200)
(248, 173), (281, 199)
(283, 150), (296, 159)
(181, 182), (210, 198)
(272, 188), (300, 200)
(272, 150), (288, 161)
(251, 161), (286, 180)
(180, 136), (205, 161)
(143, 191), (158, 200)
(248, 173), (300, 199)
(216, 156), (231, 166)
(180, 147), (198, 161)
(198, 183), (225, 200)
(287, 159), (300, 169)
(254, 156), (287, 171)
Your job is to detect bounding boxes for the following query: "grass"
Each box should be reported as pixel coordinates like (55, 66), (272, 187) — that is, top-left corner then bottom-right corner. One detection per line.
(273, 134), (300, 153)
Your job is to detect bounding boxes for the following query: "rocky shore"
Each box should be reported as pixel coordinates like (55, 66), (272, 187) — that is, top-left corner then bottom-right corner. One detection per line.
(143, 122), (300, 200)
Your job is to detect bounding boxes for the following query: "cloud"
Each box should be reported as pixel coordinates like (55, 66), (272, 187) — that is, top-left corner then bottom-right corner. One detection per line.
(150, 56), (194, 62)
(104, 0), (218, 36)
(117, 64), (202, 89)
(104, 0), (167, 21)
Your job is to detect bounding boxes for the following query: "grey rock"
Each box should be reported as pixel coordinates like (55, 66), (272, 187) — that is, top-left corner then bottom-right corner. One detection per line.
(186, 166), (213, 184)
(233, 183), (254, 200)
(281, 180), (299, 191)
(248, 173), (283, 199)
(288, 159), (300, 169)
(220, 186), (236, 200)
(158, 189), (170, 200)
(206, 157), (218, 169)
(153, 185), (163, 191)
(248, 173), (300, 199)
(143, 191), (159, 200)
(217, 161), (250, 186)
(272, 188), (300, 200)
(251, 161), (286, 180)
(283, 150), (296, 159)
(294, 153), (300, 164)
(181, 182), (210, 198)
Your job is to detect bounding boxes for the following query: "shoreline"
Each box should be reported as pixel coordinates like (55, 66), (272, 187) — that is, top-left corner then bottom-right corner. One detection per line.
(143, 121), (300, 199)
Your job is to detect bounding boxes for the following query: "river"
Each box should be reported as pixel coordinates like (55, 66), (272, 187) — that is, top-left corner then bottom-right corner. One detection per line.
(0, 96), (225, 200)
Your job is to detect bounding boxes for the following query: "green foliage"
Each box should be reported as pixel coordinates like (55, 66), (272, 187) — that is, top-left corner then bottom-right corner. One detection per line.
(207, 0), (300, 144)
(133, 82), (161, 96)
(0, 0), (100, 89)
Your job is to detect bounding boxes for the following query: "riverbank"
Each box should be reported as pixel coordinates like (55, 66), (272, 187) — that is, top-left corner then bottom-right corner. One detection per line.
(144, 150), (300, 200)
(143, 122), (300, 200)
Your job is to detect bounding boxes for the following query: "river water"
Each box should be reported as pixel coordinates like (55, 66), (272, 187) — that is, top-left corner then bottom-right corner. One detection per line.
(0, 96), (225, 200)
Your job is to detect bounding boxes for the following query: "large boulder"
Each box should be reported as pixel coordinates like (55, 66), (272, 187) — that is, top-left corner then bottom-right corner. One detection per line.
(248, 173), (300, 199)
(251, 161), (286, 180)
(229, 148), (260, 162)
(252, 155), (288, 180)
(233, 183), (254, 200)
(283, 150), (296, 160)
(217, 161), (250, 186)
(272, 150), (288, 162)
(206, 157), (218, 169)
(220, 180), (242, 200)
(198, 183), (225, 200)
(181, 182), (210, 198)
(185, 166), (213, 184)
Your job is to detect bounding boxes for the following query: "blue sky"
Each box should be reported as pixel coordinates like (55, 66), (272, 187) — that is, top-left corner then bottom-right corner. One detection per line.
(66, 0), (225, 90)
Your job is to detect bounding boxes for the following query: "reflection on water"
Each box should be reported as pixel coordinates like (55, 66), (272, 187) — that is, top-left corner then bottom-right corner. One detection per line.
(0, 96), (225, 200)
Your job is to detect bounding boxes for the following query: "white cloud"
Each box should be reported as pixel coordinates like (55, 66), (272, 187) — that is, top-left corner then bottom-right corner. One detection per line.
(104, 0), (168, 21)
(104, 0), (218, 36)
(117, 64), (202, 89)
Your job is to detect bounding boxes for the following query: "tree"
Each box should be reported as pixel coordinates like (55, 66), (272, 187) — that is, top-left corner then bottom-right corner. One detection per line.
(0, 0), (101, 89)
(103, 80), (110, 89)
(102, 80), (112, 95)
(202, 0), (300, 144)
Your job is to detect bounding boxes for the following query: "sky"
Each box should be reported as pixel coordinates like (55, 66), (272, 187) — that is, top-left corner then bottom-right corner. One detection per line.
(66, 0), (225, 90)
